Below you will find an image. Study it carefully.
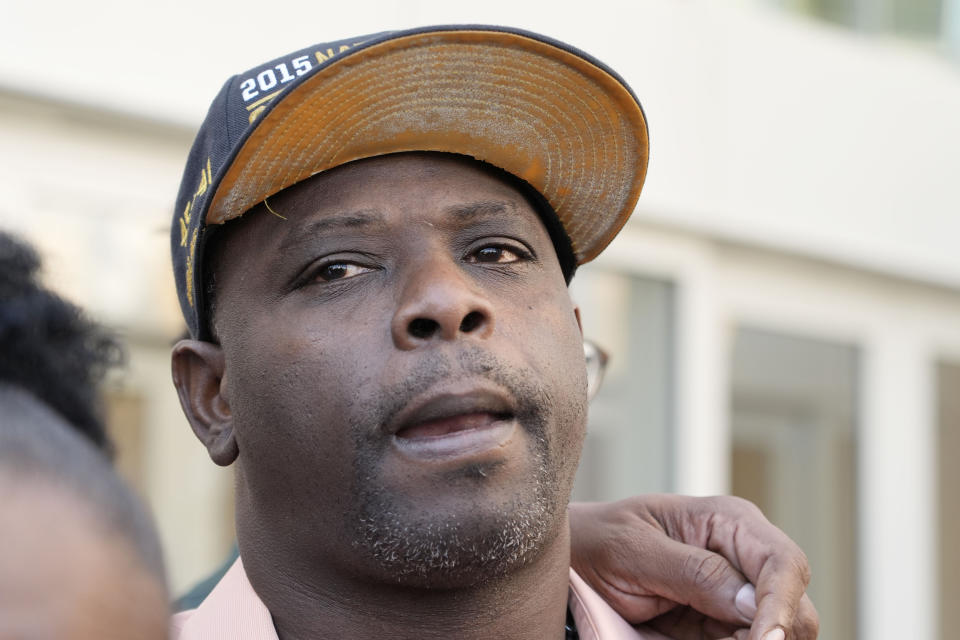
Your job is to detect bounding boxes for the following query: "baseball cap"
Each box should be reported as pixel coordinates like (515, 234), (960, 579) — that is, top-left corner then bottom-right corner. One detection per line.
(172, 25), (649, 340)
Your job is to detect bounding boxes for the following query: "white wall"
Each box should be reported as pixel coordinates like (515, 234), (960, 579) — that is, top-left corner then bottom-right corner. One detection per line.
(3, 0), (958, 286)
(0, 92), (189, 334)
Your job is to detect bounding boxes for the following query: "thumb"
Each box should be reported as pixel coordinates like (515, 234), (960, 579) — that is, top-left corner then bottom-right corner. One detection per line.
(650, 537), (757, 626)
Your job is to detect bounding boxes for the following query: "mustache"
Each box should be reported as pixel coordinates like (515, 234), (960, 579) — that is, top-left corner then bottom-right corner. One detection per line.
(353, 345), (552, 441)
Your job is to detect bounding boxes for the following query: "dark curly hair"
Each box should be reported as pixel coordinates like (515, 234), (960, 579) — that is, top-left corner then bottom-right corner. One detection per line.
(0, 231), (122, 453)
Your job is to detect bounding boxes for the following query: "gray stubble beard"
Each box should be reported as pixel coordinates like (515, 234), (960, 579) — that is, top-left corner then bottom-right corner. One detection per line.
(351, 437), (563, 588)
(346, 347), (581, 588)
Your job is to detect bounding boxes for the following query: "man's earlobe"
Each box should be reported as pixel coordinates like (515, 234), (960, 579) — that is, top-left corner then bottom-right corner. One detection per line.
(171, 339), (239, 466)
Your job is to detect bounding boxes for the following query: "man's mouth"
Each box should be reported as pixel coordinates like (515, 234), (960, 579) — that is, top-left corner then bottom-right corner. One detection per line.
(395, 411), (514, 439)
(387, 388), (520, 462)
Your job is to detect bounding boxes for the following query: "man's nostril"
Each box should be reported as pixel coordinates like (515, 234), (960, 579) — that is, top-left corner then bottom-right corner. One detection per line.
(459, 311), (484, 333)
(408, 317), (439, 339)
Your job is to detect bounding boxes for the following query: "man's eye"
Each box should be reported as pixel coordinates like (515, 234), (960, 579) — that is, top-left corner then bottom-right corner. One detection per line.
(469, 245), (524, 264)
(315, 262), (374, 282)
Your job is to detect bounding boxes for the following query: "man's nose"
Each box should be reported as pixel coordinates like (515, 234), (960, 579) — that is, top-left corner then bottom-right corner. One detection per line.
(391, 259), (495, 350)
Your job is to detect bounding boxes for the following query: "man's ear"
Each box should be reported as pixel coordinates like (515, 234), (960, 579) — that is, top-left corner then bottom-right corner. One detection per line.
(573, 305), (584, 335)
(171, 339), (238, 466)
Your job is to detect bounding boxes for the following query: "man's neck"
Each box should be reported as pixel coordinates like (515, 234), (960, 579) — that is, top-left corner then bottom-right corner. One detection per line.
(246, 526), (573, 640)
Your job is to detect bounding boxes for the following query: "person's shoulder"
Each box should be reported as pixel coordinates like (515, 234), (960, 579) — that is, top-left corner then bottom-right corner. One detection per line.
(173, 547), (239, 612)
(167, 557), (278, 640)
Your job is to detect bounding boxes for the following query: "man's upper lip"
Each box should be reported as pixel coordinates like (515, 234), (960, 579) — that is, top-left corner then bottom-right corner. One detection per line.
(386, 386), (516, 436)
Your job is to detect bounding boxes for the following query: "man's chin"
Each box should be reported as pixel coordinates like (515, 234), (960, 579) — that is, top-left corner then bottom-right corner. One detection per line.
(350, 486), (564, 589)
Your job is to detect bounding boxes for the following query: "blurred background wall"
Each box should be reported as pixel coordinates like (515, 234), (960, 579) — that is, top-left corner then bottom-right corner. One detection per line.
(2, 1), (957, 637)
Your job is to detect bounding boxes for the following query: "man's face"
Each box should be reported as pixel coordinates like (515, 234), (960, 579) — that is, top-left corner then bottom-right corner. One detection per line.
(202, 153), (588, 586)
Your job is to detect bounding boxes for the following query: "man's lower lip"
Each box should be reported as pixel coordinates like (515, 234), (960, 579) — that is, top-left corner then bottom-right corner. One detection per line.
(390, 419), (517, 462)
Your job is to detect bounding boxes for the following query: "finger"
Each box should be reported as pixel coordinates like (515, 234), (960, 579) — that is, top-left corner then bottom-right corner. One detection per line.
(645, 606), (741, 640)
(674, 497), (813, 640)
(595, 591), (680, 623)
(789, 594), (819, 640)
(629, 624), (675, 640)
(747, 553), (812, 640)
(568, 507), (681, 621)
(632, 535), (757, 626)
(716, 631), (752, 640)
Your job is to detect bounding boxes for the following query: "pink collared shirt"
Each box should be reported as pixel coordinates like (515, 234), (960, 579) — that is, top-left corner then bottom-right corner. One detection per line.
(172, 559), (669, 639)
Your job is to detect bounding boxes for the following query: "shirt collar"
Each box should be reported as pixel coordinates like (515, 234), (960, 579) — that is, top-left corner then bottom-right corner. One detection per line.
(172, 558), (652, 640)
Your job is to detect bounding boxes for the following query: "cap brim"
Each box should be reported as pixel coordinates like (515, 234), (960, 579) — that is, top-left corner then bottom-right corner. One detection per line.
(207, 28), (649, 264)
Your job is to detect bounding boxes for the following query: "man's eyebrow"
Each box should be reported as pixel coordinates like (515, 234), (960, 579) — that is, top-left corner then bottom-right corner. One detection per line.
(281, 209), (385, 249)
(443, 201), (517, 220)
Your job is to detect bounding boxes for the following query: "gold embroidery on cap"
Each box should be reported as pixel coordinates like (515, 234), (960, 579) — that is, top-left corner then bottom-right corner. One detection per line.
(179, 200), (191, 247)
(249, 106), (266, 124)
(185, 227), (200, 308)
(179, 157), (213, 307)
(245, 90), (282, 123)
(194, 166), (208, 198)
(245, 90), (282, 111)
(314, 43), (353, 64)
(178, 158), (213, 246)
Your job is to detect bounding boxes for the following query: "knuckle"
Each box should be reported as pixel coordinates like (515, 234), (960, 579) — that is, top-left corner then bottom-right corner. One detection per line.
(792, 552), (812, 586)
(797, 614), (820, 639)
(797, 598), (820, 638)
(705, 494), (765, 521)
(685, 553), (730, 591)
(727, 495), (764, 518)
(810, 615), (821, 638)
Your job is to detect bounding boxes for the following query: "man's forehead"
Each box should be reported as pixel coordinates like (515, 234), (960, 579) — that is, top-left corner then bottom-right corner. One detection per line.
(205, 151), (578, 313)
(277, 200), (530, 246)
(251, 153), (550, 240)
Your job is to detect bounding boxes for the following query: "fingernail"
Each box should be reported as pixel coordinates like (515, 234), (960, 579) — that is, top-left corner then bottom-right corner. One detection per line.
(762, 629), (785, 640)
(735, 583), (757, 619)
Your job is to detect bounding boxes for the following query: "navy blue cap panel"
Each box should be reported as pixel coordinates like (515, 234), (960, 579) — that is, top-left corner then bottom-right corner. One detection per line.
(228, 33), (390, 131)
(171, 79), (230, 339)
